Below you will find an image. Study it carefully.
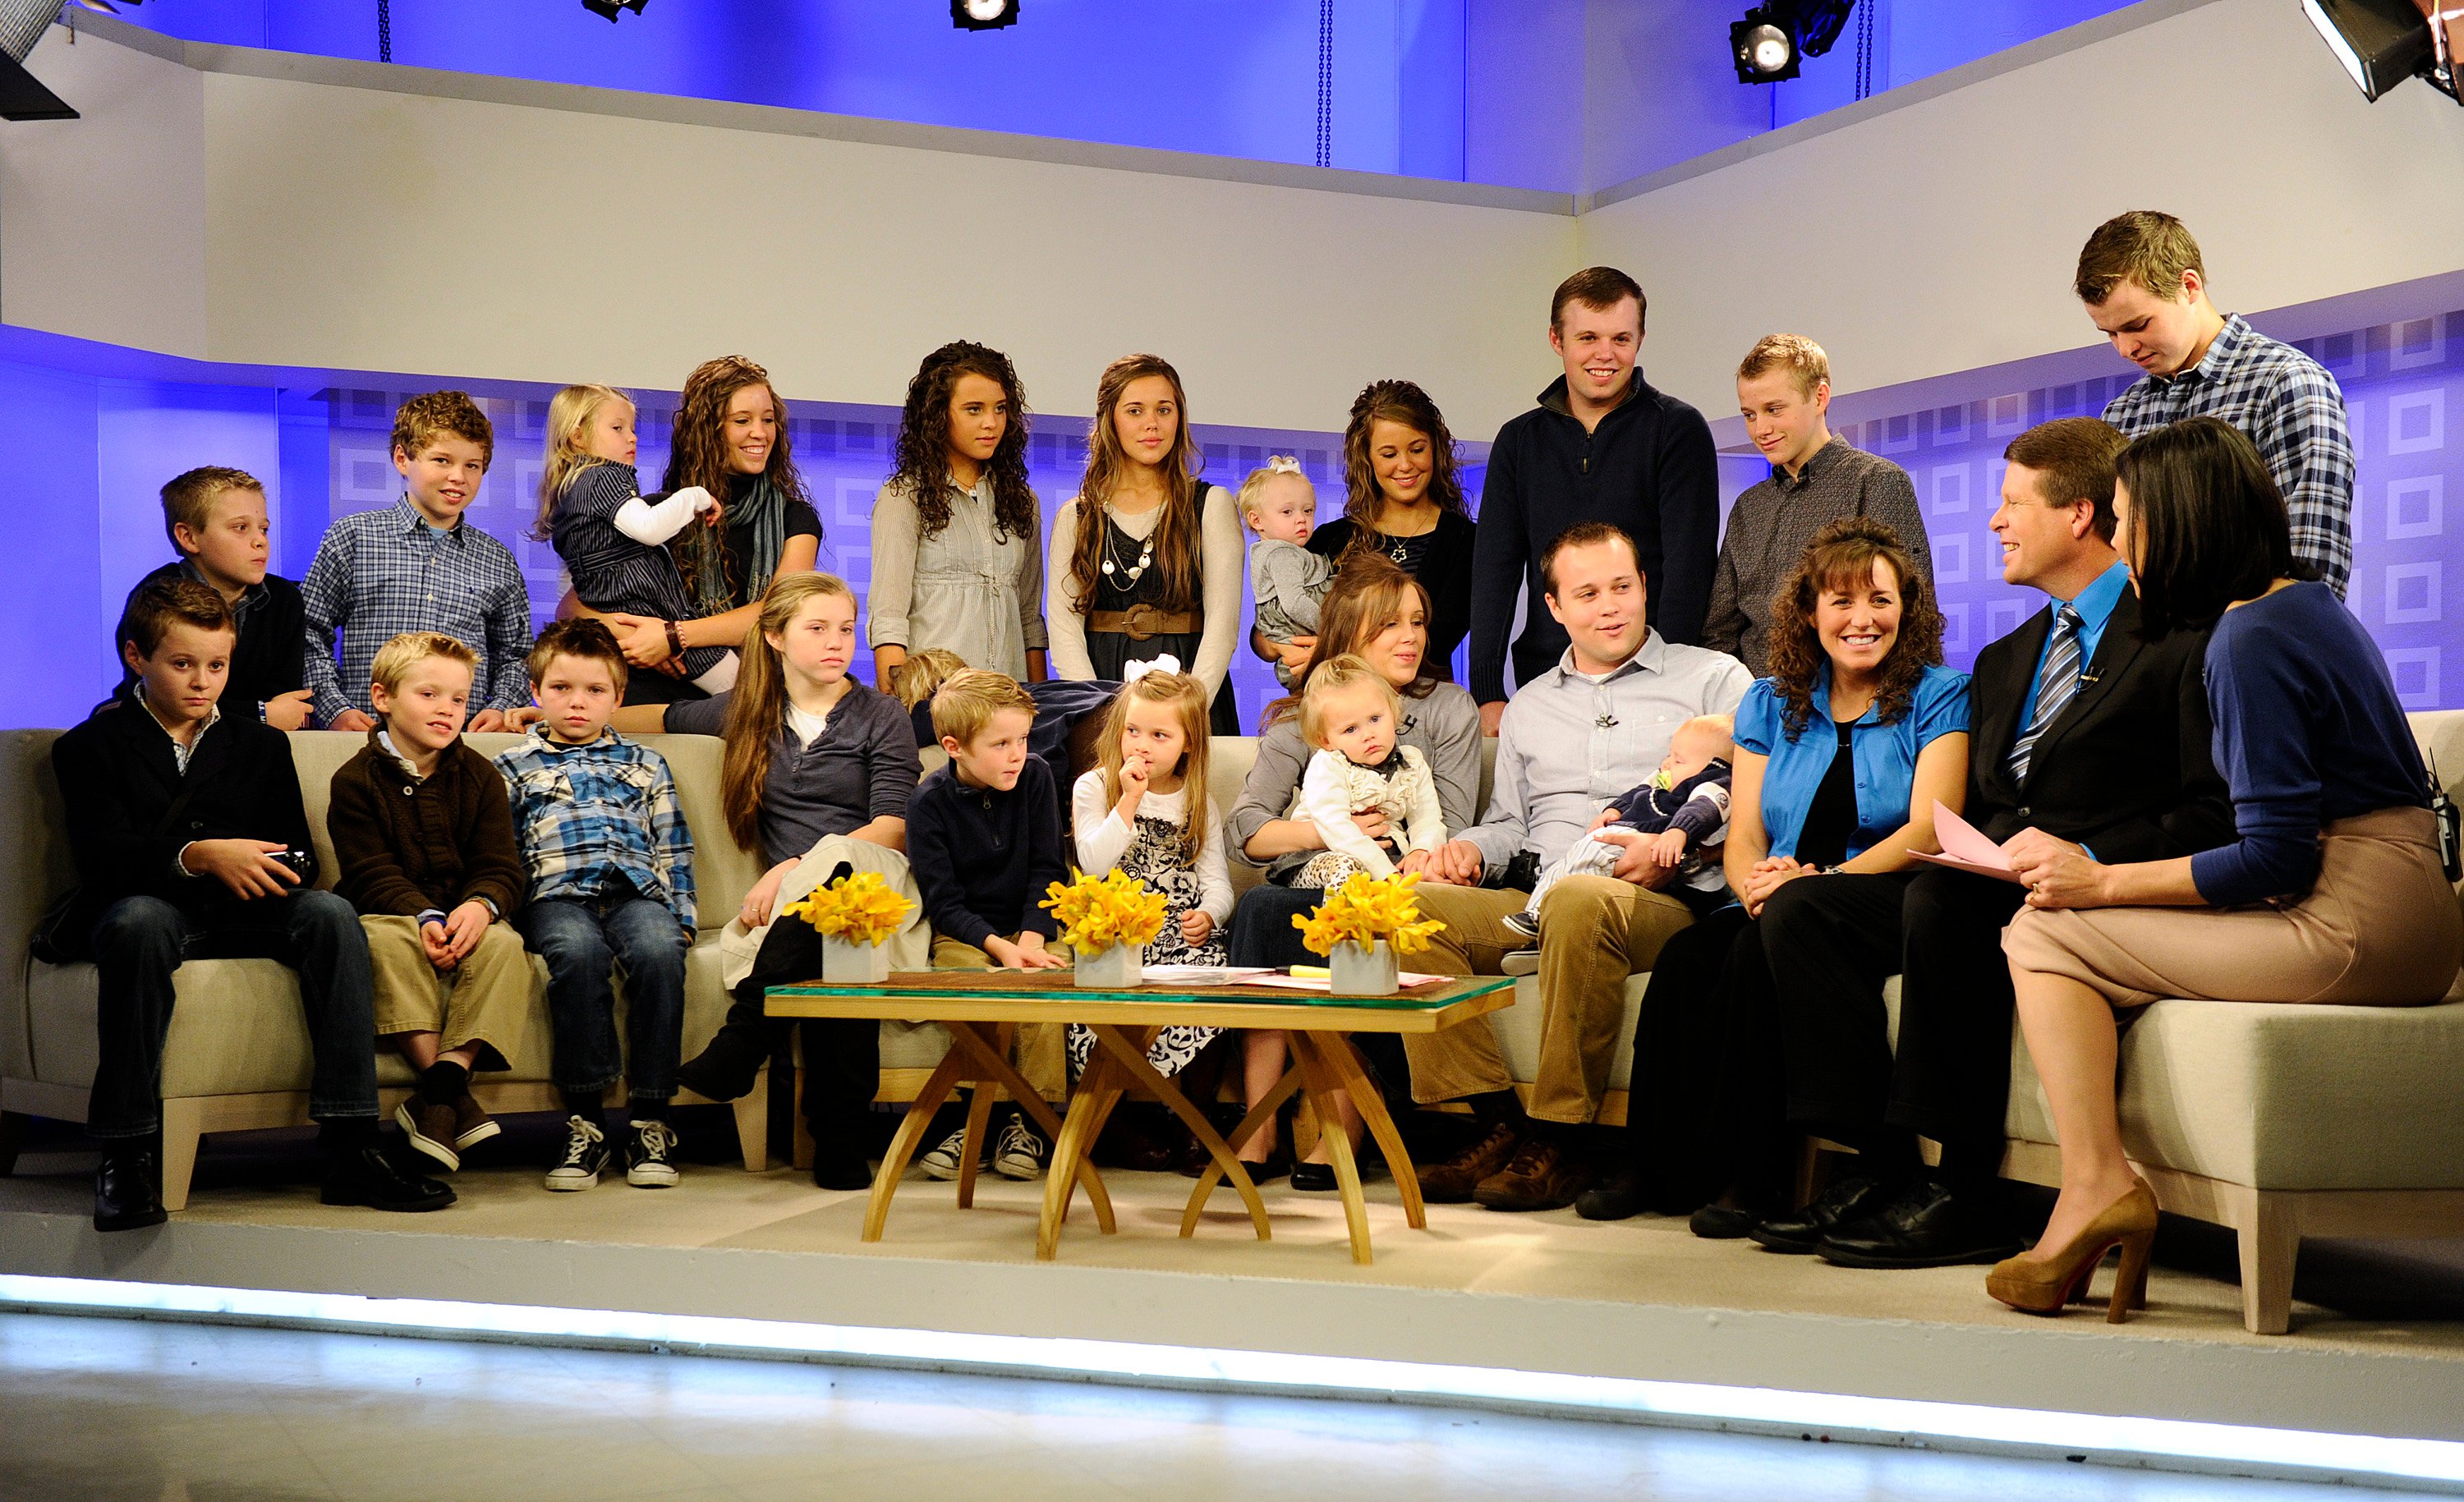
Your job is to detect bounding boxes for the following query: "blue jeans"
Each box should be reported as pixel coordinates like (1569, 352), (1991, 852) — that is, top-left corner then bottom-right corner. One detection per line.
(518, 897), (690, 1100)
(85, 889), (379, 1138)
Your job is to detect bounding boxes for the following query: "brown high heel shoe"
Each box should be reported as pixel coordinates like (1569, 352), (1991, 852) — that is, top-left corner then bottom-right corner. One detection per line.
(1986, 1178), (2158, 1324)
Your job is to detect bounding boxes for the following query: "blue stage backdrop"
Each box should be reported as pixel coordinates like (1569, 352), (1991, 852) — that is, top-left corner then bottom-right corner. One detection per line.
(2, 293), (2454, 732)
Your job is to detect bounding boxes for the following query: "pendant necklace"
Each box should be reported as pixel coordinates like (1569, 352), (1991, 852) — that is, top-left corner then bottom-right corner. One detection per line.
(1099, 511), (1152, 585)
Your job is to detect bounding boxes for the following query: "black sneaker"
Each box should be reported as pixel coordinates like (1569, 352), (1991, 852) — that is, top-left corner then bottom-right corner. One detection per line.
(1501, 911), (1541, 942)
(321, 1144), (456, 1212)
(1749, 1173), (1894, 1254)
(545, 1114), (610, 1192)
(992, 1116), (1048, 1182)
(625, 1120), (681, 1188)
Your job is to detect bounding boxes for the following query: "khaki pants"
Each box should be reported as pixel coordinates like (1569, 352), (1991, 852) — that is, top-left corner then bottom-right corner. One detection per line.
(930, 933), (1068, 1103)
(365, 914), (531, 1071)
(1404, 875), (1695, 1123)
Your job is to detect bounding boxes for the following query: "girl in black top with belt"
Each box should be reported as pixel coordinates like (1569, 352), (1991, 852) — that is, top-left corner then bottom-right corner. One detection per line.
(1281, 381), (1475, 683)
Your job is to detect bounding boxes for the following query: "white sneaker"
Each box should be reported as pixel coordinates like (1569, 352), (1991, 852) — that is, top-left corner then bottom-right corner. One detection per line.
(545, 1115), (609, 1192)
(625, 1119), (681, 1188)
(919, 1125), (972, 1181)
(994, 1116), (1048, 1181)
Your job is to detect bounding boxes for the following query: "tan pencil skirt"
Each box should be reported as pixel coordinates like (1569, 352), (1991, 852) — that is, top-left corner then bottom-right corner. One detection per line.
(2002, 806), (2463, 1009)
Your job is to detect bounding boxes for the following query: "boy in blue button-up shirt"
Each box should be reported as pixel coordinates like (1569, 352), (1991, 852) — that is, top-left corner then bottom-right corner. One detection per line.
(496, 620), (696, 1194)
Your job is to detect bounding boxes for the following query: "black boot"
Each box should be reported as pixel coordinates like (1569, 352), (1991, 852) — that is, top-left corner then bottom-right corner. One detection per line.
(94, 1139), (168, 1233)
(809, 1115), (874, 1192)
(676, 1022), (771, 1104)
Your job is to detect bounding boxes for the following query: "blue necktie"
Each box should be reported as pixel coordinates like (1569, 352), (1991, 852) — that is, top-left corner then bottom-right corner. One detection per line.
(2009, 603), (2083, 783)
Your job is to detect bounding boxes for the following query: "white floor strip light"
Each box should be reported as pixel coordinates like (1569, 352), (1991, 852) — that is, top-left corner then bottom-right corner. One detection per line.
(5, 1272), (2462, 1492)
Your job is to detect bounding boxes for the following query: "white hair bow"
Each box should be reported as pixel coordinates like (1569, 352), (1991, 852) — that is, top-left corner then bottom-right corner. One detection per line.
(1265, 454), (1303, 475)
(1122, 654), (1183, 682)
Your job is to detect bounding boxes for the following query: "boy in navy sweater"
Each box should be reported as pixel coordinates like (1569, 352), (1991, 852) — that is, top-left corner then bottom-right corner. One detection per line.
(905, 669), (1069, 1181)
(111, 467), (313, 728)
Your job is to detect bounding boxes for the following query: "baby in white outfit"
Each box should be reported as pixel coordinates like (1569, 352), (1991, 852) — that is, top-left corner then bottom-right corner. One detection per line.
(1285, 655), (1446, 889)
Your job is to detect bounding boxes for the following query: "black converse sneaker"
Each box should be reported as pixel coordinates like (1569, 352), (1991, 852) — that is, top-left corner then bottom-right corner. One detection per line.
(545, 1114), (609, 1192)
(993, 1115), (1049, 1181)
(1501, 910), (1541, 942)
(625, 1120), (681, 1188)
(918, 1124), (972, 1181)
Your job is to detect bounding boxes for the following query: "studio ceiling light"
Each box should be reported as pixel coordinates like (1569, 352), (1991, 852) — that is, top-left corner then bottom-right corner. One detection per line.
(1731, 2), (1857, 85)
(953, 0), (1020, 32)
(2302, 0), (2461, 103)
(0, 0), (77, 119)
(582, 0), (648, 20)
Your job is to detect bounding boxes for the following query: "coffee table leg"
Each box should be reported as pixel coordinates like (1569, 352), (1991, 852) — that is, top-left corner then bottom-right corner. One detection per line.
(939, 1020), (1112, 1233)
(1315, 1032), (1426, 1230)
(952, 1022), (1008, 1210)
(1039, 1054), (1126, 1259)
(1289, 1032), (1373, 1265)
(1181, 1064), (1305, 1237)
(862, 1048), (970, 1242)
(1089, 1025), (1269, 1243)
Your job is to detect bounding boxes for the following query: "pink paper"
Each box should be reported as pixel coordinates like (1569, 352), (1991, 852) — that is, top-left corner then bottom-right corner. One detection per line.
(1909, 801), (2025, 884)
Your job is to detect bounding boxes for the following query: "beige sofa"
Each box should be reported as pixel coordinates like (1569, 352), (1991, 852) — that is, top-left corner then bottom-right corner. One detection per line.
(6, 718), (2462, 1334)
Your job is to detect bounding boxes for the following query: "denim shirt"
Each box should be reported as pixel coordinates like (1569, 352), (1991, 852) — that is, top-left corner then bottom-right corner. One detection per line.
(1734, 662), (1970, 861)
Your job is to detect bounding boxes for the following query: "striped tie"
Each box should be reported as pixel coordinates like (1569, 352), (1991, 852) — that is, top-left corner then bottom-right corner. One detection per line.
(2008, 603), (2084, 784)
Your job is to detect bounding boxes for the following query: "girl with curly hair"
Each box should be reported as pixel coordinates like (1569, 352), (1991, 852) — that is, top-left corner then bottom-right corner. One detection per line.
(1276, 379), (1477, 681)
(869, 342), (1049, 687)
(1046, 354), (1243, 735)
(1588, 517), (1970, 1233)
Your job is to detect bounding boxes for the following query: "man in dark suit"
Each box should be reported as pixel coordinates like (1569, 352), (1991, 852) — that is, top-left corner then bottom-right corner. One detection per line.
(1751, 418), (2236, 1267)
(50, 579), (452, 1231)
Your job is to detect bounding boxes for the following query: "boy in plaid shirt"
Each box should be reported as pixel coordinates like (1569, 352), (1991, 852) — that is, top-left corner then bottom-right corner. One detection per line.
(496, 620), (697, 1192)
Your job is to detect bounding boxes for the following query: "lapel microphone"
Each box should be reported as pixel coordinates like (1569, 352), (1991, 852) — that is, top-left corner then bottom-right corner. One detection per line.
(1596, 713), (1619, 729)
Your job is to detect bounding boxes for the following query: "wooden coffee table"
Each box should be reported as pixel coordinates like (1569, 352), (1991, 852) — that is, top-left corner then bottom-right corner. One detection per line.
(765, 971), (1517, 1264)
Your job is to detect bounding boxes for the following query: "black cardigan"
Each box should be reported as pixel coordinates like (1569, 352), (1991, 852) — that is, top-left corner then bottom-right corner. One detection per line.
(1308, 510), (1475, 680)
(49, 692), (317, 938)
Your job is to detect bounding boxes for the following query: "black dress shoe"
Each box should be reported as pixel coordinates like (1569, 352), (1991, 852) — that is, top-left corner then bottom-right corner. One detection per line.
(1289, 1160), (1337, 1192)
(1689, 1201), (1762, 1239)
(1818, 1178), (2025, 1268)
(1749, 1173), (1895, 1254)
(811, 1132), (875, 1192)
(1575, 1166), (1643, 1222)
(320, 1146), (456, 1212)
(94, 1148), (168, 1233)
(675, 1024), (770, 1104)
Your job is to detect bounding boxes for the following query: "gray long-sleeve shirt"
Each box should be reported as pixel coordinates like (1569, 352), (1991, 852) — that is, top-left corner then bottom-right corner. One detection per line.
(1463, 633), (1753, 875)
(1226, 681), (1483, 883)
(1702, 437), (1929, 678)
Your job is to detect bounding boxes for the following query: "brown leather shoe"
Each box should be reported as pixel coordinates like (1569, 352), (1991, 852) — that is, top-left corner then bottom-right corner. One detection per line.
(394, 1099), (461, 1172)
(451, 1094), (502, 1152)
(1473, 1137), (1596, 1211)
(1415, 1122), (1521, 1204)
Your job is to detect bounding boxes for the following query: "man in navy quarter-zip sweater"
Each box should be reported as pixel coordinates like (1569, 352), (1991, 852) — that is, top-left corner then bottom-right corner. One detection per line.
(1469, 267), (1721, 736)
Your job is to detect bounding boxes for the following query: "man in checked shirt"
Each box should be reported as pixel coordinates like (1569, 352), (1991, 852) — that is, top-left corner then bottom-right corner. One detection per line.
(2078, 210), (2356, 597)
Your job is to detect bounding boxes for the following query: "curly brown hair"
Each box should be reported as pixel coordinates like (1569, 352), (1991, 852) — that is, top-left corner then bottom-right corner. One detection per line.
(660, 356), (812, 604)
(1764, 517), (1943, 740)
(888, 342), (1040, 543)
(1061, 354), (1204, 618)
(1337, 380), (1465, 565)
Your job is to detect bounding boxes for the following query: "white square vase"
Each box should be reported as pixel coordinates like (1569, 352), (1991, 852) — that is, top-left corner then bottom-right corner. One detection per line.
(821, 936), (890, 984)
(1073, 943), (1143, 989)
(1330, 939), (1399, 996)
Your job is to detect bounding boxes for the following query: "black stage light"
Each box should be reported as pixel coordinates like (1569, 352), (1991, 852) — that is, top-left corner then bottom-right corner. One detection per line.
(582, 0), (649, 20)
(1732, 7), (1799, 83)
(953, 0), (1020, 32)
(1791, 0), (1855, 57)
(0, 0), (77, 119)
(2304, 0), (2461, 103)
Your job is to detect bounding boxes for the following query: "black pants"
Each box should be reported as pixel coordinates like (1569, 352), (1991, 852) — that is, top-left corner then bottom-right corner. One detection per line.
(84, 891), (381, 1139)
(727, 916), (879, 1136)
(1754, 868), (2022, 1175)
(1626, 903), (1788, 1202)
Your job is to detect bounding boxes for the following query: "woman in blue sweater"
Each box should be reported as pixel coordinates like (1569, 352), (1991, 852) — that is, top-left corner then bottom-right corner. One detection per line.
(1993, 417), (2462, 1322)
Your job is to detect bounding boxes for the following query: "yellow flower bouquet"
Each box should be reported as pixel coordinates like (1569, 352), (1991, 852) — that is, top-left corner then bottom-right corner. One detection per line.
(1295, 871), (1447, 995)
(1041, 867), (1167, 988)
(782, 870), (913, 983)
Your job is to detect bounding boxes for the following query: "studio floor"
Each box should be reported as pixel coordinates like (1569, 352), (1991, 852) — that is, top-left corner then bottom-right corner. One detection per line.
(5, 1117), (2464, 1494)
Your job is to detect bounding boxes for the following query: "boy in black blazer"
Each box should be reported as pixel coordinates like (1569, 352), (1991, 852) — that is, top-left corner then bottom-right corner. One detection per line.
(51, 579), (451, 1231)
(1752, 420), (2235, 1267)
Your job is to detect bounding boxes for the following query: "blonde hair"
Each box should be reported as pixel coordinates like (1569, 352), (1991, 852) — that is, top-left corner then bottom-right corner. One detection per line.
(931, 668), (1037, 746)
(890, 647), (970, 710)
(1737, 334), (1830, 398)
(719, 572), (861, 852)
(532, 384), (634, 541)
(370, 632), (478, 696)
(1298, 654), (1400, 750)
(1234, 455), (1309, 520)
(159, 466), (262, 553)
(1674, 712), (1736, 759)
(1095, 670), (1213, 867)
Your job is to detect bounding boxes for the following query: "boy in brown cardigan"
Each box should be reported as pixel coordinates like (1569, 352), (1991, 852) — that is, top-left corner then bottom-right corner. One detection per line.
(330, 632), (530, 1171)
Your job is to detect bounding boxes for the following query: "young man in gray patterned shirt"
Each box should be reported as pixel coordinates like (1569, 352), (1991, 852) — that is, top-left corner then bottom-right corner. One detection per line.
(1703, 335), (1930, 677)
